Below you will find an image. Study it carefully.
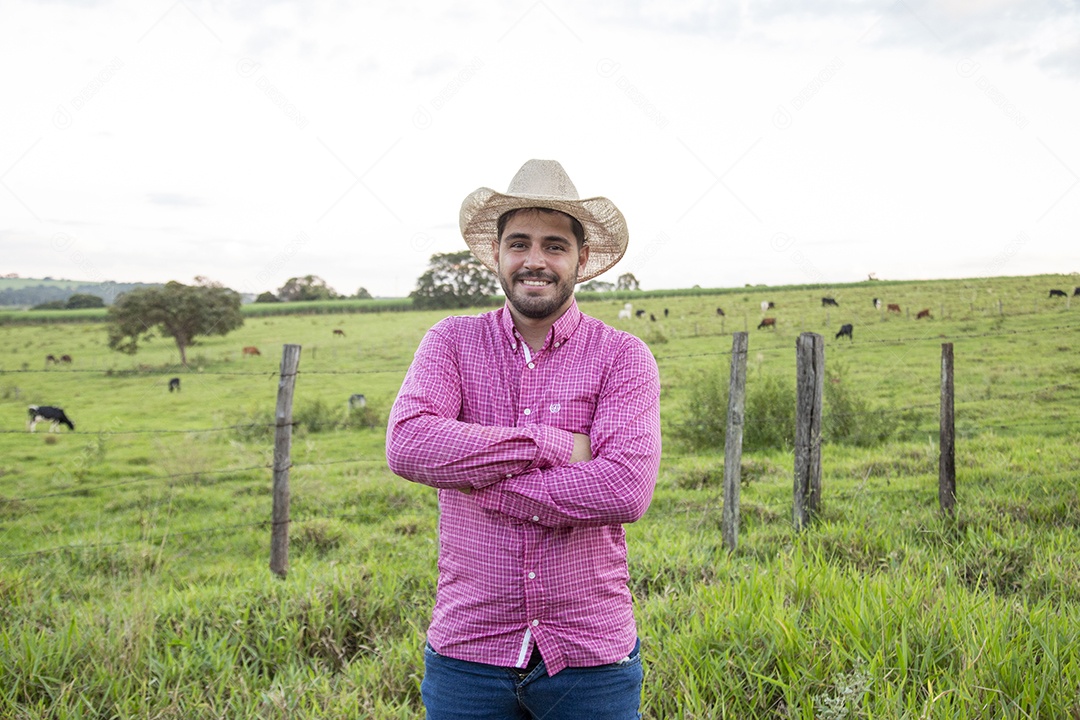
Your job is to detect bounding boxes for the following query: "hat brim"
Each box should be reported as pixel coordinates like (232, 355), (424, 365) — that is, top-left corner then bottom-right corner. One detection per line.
(459, 188), (629, 283)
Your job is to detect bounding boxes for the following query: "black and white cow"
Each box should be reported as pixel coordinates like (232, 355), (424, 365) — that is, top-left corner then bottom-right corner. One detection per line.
(349, 393), (367, 410)
(28, 405), (75, 432)
(168, 377), (181, 392)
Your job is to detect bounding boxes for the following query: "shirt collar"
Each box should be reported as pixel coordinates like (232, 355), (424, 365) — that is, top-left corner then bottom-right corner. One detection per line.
(499, 297), (583, 353)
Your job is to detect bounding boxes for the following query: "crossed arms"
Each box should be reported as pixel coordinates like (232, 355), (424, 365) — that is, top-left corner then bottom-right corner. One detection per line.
(386, 325), (661, 528)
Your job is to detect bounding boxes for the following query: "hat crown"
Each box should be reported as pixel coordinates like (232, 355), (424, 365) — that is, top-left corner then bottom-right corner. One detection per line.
(506, 159), (579, 200)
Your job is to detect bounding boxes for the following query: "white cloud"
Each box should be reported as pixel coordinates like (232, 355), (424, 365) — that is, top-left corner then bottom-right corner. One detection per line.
(2, 0), (1078, 297)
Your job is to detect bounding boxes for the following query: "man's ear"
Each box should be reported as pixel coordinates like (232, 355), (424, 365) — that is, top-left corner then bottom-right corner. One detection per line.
(577, 243), (590, 274)
(491, 239), (500, 266)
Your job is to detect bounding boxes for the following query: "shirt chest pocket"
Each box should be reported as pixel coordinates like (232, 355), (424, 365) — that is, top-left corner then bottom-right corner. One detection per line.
(545, 391), (597, 433)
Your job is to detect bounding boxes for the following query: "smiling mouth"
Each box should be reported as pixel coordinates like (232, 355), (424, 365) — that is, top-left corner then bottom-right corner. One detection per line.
(516, 275), (554, 288)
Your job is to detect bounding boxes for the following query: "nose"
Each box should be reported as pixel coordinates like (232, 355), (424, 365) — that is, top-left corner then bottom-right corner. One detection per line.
(522, 244), (546, 270)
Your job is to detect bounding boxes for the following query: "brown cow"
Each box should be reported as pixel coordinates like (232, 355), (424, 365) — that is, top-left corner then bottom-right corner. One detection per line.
(916, 309), (931, 319)
(60, 354), (72, 364)
(45, 354), (59, 364)
(242, 346), (261, 357)
(333, 329), (345, 337)
(887, 304), (901, 313)
(757, 317), (776, 330)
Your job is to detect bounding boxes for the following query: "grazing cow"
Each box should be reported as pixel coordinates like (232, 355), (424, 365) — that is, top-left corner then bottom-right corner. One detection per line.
(760, 301), (769, 313)
(242, 346), (261, 357)
(27, 405), (75, 432)
(887, 304), (901, 313)
(333, 328), (346, 337)
(649, 313), (656, 321)
(757, 317), (776, 330)
(716, 307), (725, 317)
(916, 308), (932, 319)
(1049, 289), (1068, 298)
(635, 309), (645, 318)
(349, 393), (367, 409)
(60, 354), (72, 364)
(168, 377), (181, 392)
(822, 297), (839, 307)
(873, 298), (882, 310)
(1074, 287), (1080, 296)
(617, 303), (632, 320)
(663, 308), (669, 318)
(835, 323), (853, 341)
(45, 354), (58, 364)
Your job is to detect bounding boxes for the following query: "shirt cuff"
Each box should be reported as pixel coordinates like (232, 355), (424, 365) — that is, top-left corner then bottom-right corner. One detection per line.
(523, 425), (574, 471)
(471, 472), (548, 524)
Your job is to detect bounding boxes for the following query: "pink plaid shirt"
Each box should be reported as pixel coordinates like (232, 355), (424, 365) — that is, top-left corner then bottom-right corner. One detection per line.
(386, 299), (661, 676)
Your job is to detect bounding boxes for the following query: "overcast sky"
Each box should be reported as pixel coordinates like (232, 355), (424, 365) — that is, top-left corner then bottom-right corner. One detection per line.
(2, 0), (1078, 298)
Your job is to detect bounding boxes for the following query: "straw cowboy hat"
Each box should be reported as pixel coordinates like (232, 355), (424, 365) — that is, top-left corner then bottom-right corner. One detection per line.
(459, 159), (629, 283)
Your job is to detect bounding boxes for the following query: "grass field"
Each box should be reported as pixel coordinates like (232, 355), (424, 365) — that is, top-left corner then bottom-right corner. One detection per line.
(1, 273), (1078, 718)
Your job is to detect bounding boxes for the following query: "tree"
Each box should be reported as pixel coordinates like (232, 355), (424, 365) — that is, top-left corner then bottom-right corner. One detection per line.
(353, 287), (373, 299)
(616, 273), (640, 291)
(255, 291), (280, 303)
(65, 293), (105, 309)
(277, 275), (340, 302)
(579, 280), (615, 293)
(107, 278), (243, 366)
(410, 251), (498, 309)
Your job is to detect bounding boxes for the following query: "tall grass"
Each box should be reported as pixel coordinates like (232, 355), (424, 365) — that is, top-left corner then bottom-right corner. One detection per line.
(0, 272), (1077, 717)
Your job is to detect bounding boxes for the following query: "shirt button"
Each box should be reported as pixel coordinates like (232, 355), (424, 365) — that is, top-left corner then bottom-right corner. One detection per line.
(554, 342), (560, 348)
(505, 473), (512, 478)
(527, 362), (535, 369)
(532, 619), (540, 627)
(531, 516), (539, 522)
(523, 408), (531, 416)
(528, 572), (536, 579)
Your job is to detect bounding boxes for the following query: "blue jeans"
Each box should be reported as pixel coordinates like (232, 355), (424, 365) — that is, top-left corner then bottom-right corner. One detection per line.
(421, 639), (643, 719)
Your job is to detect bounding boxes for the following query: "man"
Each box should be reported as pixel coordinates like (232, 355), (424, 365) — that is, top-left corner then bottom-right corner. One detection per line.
(387, 159), (661, 719)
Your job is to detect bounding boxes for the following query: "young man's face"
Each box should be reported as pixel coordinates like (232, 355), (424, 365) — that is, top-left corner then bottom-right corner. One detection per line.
(493, 209), (589, 321)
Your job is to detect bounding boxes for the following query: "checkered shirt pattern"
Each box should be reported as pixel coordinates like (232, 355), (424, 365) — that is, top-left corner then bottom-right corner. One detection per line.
(386, 299), (661, 676)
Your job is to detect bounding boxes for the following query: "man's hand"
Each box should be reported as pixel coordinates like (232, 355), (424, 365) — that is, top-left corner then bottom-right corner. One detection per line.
(570, 433), (592, 463)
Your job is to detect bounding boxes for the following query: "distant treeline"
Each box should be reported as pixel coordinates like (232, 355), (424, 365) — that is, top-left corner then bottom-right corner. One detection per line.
(0, 281), (162, 308)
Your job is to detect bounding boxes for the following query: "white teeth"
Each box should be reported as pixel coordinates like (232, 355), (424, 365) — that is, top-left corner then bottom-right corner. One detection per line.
(521, 280), (549, 286)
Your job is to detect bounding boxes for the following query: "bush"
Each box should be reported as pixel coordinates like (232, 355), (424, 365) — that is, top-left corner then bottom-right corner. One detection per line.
(743, 373), (796, 451)
(295, 399), (337, 434)
(670, 364), (902, 452)
(670, 369), (795, 452)
(343, 403), (383, 430)
(823, 363), (895, 447)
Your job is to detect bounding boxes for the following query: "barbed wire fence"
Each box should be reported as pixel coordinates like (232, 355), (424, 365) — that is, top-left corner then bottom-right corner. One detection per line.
(1, 320), (1078, 571)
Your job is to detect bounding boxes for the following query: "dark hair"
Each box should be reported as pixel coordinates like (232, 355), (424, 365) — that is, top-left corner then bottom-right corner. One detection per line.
(496, 207), (586, 248)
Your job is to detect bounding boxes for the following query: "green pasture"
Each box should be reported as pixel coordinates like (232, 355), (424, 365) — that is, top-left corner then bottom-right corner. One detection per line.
(1, 273), (1078, 718)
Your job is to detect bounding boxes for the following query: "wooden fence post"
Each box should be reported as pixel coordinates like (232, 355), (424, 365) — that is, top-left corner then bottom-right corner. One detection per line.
(939, 343), (956, 517)
(270, 344), (302, 578)
(722, 332), (749, 552)
(794, 332), (824, 531)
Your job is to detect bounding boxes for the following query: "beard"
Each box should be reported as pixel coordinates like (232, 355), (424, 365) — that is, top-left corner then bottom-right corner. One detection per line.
(500, 269), (577, 320)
